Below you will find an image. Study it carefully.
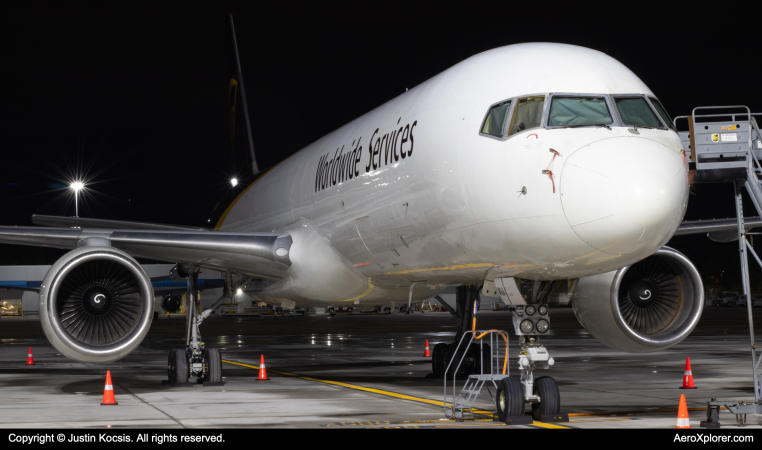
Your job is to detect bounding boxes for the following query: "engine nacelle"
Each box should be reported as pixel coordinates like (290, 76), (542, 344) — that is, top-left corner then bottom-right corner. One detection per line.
(39, 246), (154, 363)
(161, 294), (182, 313)
(572, 246), (703, 353)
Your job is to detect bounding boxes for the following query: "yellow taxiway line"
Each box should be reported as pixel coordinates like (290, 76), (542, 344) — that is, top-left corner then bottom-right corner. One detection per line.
(222, 359), (570, 428)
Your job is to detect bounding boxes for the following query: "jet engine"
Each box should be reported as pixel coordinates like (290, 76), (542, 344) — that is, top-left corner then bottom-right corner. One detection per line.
(39, 246), (154, 363)
(161, 294), (182, 313)
(572, 246), (703, 353)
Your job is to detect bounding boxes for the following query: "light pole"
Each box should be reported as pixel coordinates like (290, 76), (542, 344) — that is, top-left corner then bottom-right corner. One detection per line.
(70, 182), (84, 217)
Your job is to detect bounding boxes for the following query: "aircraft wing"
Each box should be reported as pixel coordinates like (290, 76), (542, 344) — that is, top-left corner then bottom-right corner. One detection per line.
(675, 217), (762, 242)
(32, 214), (209, 231)
(0, 225), (292, 279)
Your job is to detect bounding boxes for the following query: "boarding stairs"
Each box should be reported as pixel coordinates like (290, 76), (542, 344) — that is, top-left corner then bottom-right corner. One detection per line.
(676, 106), (762, 425)
(443, 329), (509, 421)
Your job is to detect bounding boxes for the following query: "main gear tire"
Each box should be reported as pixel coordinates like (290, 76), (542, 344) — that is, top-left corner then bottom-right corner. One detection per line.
(167, 349), (177, 382)
(432, 343), (448, 378)
(172, 348), (189, 385)
(204, 348), (222, 383)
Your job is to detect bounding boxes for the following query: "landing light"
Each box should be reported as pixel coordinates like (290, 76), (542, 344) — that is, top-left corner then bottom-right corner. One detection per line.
(231, 178), (238, 187)
(70, 181), (84, 191)
(236, 288), (242, 295)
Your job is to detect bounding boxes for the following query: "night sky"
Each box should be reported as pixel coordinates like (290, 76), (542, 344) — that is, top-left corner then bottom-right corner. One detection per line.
(1, 2), (761, 288)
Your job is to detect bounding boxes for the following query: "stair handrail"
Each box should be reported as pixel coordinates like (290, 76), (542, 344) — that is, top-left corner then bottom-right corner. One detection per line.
(746, 117), (762, 173)
(443, 331), (475, 418)
(442, 329), (510, 419)
(751, 116), (762, 160)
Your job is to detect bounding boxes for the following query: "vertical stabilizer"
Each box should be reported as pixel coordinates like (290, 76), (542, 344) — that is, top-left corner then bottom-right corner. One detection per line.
(229, 13), (259, 176)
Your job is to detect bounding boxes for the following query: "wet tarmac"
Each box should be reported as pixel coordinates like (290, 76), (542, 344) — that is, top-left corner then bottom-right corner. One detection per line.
(1, 308), (761, 428)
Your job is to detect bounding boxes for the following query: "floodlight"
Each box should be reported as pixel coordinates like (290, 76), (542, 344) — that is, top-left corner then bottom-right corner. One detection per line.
(70, 181), (85, 217)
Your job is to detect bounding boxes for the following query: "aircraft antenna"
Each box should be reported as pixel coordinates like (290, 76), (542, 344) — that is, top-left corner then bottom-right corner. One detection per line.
(229, 13), (259, 175)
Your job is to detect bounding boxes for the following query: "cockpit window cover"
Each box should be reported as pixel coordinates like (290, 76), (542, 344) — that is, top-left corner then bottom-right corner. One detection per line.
(509, 96), (545, 135)
(480, 100), (512, 137)
(547, 96), (614, 127)
(648, 97), (675, 130)
(614, 96), (664, 128)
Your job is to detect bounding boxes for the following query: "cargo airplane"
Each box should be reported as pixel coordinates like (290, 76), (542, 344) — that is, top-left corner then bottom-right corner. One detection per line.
(0, 37), (729, 420)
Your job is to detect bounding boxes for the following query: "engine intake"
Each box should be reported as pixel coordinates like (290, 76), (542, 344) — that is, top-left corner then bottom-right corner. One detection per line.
(161, 294), (182, 313)
(572, 246), (703, 353)
(39, 246), (154, 363)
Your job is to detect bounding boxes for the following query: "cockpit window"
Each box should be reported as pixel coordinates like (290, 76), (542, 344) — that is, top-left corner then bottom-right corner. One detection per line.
(614, 96), (664, 128)
(481, 100), (512, 137)
(648, 97), (674, 130)
(547, 96), (613, 127)
(509, 96), (545, 135)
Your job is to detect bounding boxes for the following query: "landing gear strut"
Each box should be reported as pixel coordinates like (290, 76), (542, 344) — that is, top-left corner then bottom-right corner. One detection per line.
(165, 270), (224, 386)
(431, 286), (489, 379)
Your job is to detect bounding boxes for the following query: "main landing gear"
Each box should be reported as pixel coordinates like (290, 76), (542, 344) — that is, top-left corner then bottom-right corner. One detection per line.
(431, 286), (491, 379)
(165, 270), (224, 386)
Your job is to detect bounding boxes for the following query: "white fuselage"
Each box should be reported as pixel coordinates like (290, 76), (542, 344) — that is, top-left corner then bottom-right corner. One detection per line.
(217, 43), (689, 307)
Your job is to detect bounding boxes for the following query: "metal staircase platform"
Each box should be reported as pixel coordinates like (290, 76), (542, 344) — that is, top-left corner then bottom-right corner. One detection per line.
(444, 329), (509, 421)
(675, 106), (762, 425)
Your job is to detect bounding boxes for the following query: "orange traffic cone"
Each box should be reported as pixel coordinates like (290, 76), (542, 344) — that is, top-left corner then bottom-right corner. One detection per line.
(26, 347), (34, 365)
(101, 370), (118, 405)
(680, 357), (697, 389)
(423, 340), (431, 357)
(258, 355), (269, 380)
(676, 394), (690, 429)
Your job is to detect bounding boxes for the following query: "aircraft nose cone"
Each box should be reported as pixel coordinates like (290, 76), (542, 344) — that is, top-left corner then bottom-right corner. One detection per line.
(560, 137), (687, 256)
(617, 168), (674, 228)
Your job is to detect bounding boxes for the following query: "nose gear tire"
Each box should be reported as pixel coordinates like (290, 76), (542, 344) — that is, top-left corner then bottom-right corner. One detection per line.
(496, 377), (525, 422)
(531, 376), (561, 420)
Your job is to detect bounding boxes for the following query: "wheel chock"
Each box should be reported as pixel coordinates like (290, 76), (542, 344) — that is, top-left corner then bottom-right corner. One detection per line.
(699, 419), (721, 429)
(503, 415), (534, 425)
(161, 379), (193, 387)
(538, 413), (569, 423)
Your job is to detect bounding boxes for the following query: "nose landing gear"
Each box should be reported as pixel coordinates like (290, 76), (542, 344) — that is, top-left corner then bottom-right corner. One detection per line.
(431, 284), (567, 424)
(513, 303), (567, 423)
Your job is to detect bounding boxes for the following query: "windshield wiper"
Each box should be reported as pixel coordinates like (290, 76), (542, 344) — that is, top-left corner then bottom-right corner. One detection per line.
(561, 124), (611, 130)
(632, 125), (660, 130)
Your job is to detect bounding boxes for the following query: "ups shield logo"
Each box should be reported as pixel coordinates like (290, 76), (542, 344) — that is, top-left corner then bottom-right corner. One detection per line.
(711, 133), (720, 143)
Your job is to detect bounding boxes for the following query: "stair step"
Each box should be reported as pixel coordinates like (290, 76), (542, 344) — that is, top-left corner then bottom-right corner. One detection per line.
(460, 389), (479, 395)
